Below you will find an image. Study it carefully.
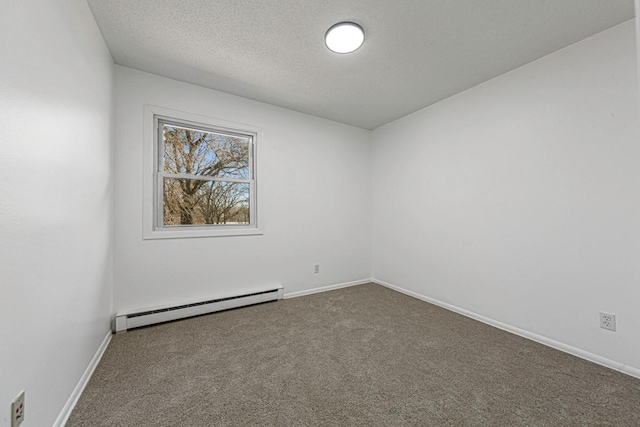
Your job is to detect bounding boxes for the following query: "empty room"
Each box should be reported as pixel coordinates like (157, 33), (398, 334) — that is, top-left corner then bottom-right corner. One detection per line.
(2, 0), (640, 426)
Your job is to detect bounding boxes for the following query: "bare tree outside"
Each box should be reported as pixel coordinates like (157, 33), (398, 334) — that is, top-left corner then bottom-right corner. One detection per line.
(161, 123), (251, 226)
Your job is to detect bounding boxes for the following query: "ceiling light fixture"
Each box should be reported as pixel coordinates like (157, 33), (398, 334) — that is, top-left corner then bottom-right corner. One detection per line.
(325, 22), (365, 54)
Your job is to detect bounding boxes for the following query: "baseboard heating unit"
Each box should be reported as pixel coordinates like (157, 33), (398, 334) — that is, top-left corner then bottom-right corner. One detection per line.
(113, 285), (284, 332)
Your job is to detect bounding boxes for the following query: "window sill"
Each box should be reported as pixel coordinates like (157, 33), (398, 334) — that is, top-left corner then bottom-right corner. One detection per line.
(143, 227), (263, 240)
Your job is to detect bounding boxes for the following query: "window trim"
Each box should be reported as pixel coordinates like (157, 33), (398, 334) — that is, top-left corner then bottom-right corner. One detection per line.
(143, 105), (263, 239)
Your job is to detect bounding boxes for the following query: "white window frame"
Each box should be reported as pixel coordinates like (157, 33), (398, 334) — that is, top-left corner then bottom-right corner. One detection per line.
(143, 105), (263, 239)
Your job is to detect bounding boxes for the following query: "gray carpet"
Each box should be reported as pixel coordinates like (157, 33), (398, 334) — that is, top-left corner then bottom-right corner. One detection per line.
(67, 284), (640, 426)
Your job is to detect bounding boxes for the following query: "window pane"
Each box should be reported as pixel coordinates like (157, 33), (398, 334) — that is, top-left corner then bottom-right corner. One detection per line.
(163, 178), (250, 226)
(162, 124), (250, 179)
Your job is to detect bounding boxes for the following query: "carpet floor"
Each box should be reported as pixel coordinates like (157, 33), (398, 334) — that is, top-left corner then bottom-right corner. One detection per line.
(67, 284), (640, 426)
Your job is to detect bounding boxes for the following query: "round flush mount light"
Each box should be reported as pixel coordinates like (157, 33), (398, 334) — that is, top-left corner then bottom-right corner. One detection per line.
(325, 22), (365, 54)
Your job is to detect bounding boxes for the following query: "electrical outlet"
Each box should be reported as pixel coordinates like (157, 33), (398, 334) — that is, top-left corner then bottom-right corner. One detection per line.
(314, 264), (320, 274)
(10, 391), (24, 427)
(600, 312), (616, 331)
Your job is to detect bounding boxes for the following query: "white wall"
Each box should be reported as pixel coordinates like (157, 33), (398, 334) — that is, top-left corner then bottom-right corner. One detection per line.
(0, 1), (114, 426)
(372, 21), (640, 373)
(113, 66), (371, 312)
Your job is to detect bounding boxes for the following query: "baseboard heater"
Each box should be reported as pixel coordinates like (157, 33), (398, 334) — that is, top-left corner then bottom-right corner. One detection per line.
(113, 285), (283, 332)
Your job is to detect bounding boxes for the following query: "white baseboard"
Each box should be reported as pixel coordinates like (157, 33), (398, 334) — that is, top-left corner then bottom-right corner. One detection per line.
(53, 331), (112, 427)
(284, 278), (372, 299)
(372, 278), (640, 380)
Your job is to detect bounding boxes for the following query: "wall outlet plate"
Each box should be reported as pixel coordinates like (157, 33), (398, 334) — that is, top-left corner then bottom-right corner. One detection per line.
(314, 264), (320, 274)
(600, 312), (616, 331)
(10, 391), (24, 427)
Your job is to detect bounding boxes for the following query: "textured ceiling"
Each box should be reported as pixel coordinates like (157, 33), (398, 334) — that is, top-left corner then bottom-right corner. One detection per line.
(87, 0), (634, 130)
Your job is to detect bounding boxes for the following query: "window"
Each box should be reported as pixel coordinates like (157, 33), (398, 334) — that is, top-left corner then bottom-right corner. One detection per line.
(143, 106), (261, 239)
(157, 117), (255, 227)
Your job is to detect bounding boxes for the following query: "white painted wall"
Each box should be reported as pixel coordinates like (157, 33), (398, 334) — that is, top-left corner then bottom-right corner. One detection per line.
(372, 21), (640, 373)
(636, 0), (640, 100)
(0, 0), (114, 426)
(113, 66), (371, 312)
